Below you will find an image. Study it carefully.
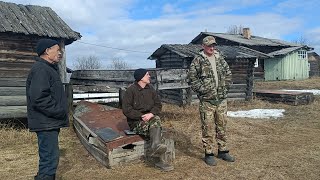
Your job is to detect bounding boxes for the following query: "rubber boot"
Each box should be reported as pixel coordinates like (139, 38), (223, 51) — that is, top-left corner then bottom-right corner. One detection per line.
(34, 174), (55, 180)
(204, 154), (217, 166)
(155, 155), (174, 172)
(217, 150), (235, 162)
(149, 127), (167, 157)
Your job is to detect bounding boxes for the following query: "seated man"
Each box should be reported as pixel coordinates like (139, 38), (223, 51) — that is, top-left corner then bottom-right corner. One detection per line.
(122, 68), (173, 171)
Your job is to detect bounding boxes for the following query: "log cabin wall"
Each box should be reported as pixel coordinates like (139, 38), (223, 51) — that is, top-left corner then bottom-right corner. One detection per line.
(149, 44), (264, 105)
(155, 51), (191, 69)
(0, 33), (39, 119)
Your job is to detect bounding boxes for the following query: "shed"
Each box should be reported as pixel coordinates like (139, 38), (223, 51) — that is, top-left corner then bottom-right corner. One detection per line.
(191, 29), (313, 81)
(149, 44), (270, 104)
(0, 1), (81, 119)
(308, 52), (320, 77)
(265, 46), (310, 80)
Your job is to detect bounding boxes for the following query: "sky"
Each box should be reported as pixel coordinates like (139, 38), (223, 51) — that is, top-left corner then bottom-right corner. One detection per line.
(3, 0), (320, 69)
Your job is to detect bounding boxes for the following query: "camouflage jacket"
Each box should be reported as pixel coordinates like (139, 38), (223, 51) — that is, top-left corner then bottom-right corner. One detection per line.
(188, 50), (232, 103)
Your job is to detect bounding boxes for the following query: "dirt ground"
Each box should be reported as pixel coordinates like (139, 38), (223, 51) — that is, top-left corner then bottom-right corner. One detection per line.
(1, 78), (320, 180)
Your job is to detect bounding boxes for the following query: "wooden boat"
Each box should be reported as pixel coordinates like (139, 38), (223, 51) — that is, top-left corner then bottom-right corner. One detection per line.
(73, 101), (145, 168)
(73, 101), (175, 168)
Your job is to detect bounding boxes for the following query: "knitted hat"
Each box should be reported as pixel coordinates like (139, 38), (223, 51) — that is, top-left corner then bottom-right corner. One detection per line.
(36, 39), (59, 56)
(134, 68), (148, 81)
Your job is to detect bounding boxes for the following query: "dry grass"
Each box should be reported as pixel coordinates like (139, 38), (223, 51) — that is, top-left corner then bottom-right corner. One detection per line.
(1, 78), (320, 180)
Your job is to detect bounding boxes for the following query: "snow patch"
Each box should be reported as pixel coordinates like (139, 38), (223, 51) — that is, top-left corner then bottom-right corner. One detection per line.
(227, 109), (285, 119)
(282, 89), (320, 95)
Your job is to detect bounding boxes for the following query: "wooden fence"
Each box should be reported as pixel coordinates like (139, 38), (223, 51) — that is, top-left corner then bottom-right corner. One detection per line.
(69, 68), (251, 107)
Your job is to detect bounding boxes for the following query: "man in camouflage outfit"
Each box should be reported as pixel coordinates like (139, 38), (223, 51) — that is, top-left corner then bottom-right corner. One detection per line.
(122, 68), (174, 171)
(188, 36), (235, 166)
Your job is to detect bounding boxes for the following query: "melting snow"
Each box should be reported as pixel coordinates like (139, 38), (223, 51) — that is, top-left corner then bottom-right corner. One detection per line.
(282, 89), (320, 95)
(227, 109), (285, 119)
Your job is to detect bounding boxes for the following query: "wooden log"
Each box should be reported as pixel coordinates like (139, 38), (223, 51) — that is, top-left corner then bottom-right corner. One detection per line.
(0, 78), (26, 87)
(156, 69), (188, 81)
(228, 93), (246, 98)
(65, 83), (74, 123)
(0, 106), (27, 119)
(70, 79), (133, 88)
(58, 41), (67, 83)
(158, 83), (189, 90)
(0, 69), (29, 78)
(72, 85), (119, 93)
(0, 96), (26, 106)
(0, 87), (26, 96)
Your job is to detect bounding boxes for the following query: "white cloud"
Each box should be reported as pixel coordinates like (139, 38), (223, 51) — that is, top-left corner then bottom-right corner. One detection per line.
(2, 0), (319, 68)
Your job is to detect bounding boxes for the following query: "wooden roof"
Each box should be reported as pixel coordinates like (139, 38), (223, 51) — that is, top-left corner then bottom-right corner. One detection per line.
(191, 32), (308, 48)
(268, 46), (305, 56)
(0, 1), (81, 45)
(148, 44), (271, 60)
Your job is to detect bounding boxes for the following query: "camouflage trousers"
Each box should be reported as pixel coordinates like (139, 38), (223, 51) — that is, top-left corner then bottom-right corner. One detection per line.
(128, 115), (162, 137)
(199, 99), (228, 154)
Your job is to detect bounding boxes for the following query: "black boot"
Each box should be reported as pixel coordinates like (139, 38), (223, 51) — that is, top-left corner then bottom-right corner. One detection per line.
(217, 150), (235, 162)
(149, 127), (167, 157)
(34, 174), (55, 180)
(204, 153), (217, 166)
(154, 155), (174, 172)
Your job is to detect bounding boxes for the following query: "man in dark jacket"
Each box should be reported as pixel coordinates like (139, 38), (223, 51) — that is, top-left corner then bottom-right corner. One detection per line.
(122, 68), (173, 171)
(26, 39), (69, 180)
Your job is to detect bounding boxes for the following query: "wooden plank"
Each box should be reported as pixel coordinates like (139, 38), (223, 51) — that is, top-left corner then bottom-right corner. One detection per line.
(254, 90), (314, 105)
(73, 118), (111, 168)
(0, 87), (26, 96)
(0, 106), (27, 119)
(0, 96), (26, 106)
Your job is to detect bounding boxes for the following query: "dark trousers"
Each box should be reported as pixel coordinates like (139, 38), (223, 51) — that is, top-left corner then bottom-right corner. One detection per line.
(36, 129), (60, 178)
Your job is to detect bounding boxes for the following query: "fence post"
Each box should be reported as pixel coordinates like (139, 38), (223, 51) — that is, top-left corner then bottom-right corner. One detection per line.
(65, 83), (74, 123)
(118, 87), (126, 109)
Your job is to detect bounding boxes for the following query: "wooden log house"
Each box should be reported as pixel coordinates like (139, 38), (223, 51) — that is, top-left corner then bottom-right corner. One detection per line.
(148, 44), (271, 104)
(191, 30), (314, 81)
(0, 1), (81, 120)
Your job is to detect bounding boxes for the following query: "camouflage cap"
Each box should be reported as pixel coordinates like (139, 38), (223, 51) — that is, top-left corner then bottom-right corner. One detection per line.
(202, 36), (217, 46)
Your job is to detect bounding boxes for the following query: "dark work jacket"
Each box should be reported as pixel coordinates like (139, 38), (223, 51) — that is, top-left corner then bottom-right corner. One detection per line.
(26, 57), (69, 132)
(122, 82), (162, 122)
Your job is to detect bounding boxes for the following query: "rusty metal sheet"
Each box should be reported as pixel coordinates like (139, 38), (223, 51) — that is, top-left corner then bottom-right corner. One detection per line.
(74, 101), (144, 150)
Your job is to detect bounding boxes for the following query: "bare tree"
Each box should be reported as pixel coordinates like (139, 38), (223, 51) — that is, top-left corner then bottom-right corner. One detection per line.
(292, 35), (309, 45)
(226, 25), (244, 34)
(73, 55), (104, 70)
(108, 58), (131, 70)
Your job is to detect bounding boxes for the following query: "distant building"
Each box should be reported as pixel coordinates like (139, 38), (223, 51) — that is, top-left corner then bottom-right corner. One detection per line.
(308, 52), (320, 77)
(191, 28), (313, 81)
